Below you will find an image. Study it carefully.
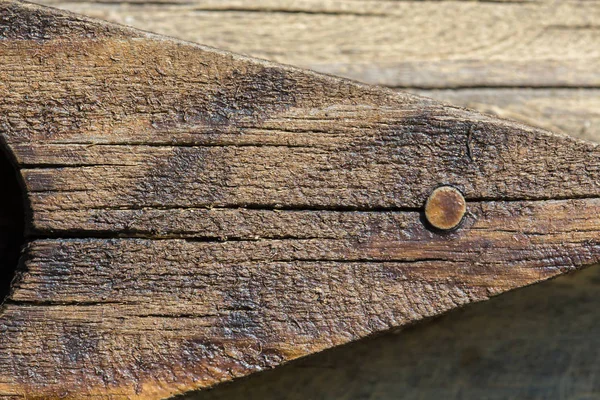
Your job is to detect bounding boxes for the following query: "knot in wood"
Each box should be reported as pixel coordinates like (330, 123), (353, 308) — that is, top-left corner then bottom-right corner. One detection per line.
(424, 186), (466, 231)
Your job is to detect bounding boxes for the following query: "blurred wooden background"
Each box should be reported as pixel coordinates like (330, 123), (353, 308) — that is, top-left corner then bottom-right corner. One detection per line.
(33, 1), (600, 398)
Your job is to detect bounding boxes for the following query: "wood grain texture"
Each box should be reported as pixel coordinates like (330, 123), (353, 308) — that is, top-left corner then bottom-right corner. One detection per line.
(415, 88), (600, 144)
(35, 0), (600, 88)
(17, 2), (600, 399)
(38, 0), (600, 144)
(190, 263), (600, 400)
(2, 1), (600, 399)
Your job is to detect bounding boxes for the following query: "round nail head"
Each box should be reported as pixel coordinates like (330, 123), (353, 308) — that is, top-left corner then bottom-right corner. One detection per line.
(424, 186), (466, 231)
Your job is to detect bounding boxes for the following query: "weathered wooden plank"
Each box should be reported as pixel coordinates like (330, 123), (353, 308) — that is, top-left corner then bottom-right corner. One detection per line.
(415, 88), (600, 143)
(18, 128), (600, 213)
(8, 194), (600, 397)
(0, 233), (588, 396)
(15, 199), (600, 303)
(36, 0), (600, 88)
(2, 1), (600, 399)
(17, 2), (600, 400)
(39, 0), (600, 146)
(190, 263), (600, 400)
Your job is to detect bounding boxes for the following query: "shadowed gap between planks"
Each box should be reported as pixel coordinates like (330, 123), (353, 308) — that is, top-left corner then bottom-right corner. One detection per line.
(0, 139), (25, 305)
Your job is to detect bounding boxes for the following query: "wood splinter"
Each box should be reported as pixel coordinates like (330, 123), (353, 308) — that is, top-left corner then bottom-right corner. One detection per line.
(1, 1), (600, 398)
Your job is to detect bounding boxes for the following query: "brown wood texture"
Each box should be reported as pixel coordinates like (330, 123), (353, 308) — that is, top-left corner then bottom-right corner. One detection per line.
(24, 1), (600, 399)
(36, 0), (600, 143)
(34, 0), (600, 87)
(192, 263), (600, 400)
(2, 1), (600, 399)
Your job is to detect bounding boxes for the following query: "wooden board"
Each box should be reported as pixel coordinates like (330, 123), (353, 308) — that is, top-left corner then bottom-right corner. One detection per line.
(33, 0), (600, 88)
(191, 263), (600, 400)
(21, 1), (600, 399)
(36, 0), (600, 144)
(2, 1), (600, 399)
(415, 88), (600, 144)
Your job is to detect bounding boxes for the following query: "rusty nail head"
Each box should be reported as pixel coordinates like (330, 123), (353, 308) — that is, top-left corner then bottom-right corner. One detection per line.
(424, 186), (466, 231)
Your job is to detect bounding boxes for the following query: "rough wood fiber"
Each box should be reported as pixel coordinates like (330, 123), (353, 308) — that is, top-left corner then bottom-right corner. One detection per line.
(34, 0), (600, 88)
(20, 1), (600, 399)
(2, 2), (600, 399)
(190, 263), (600, 400)
(415, 88), (600, 143)
(38, 0), (600, 143)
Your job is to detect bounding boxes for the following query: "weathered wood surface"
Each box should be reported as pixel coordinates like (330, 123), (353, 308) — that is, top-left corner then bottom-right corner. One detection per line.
(22, 1), (600, 399)
(34, 0), (600, 87)
(193, 263), (600, 400)
(415, 88), (600, 144)
(2, 1), (600, 399)
(37, 0), (600, 143)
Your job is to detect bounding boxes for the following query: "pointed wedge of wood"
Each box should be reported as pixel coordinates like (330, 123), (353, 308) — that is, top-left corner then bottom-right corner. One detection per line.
(2, 1), (600, 398)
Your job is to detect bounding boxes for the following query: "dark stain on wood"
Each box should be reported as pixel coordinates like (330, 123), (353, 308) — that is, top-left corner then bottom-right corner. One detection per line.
(0, 1), (129, 41)
(151, 67), (302, 128)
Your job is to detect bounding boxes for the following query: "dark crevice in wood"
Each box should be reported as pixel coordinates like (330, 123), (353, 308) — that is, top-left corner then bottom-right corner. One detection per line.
(18, 142), (330, 148)
(136, 313), (210, 319)
(60, 2), (390, 16)
(470, 227), (600, 235)
(466, 194), (600, 203)
(283, 257), (453, 264)
(188, 8), (388, 17)
(30, 203), (425, 213)
(4, 299), (127, 307)
(19, 163), (143, 169)
(547, 24), (600, 31)
(25, 232), (333, 242)
(394, 84), (600, 90)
